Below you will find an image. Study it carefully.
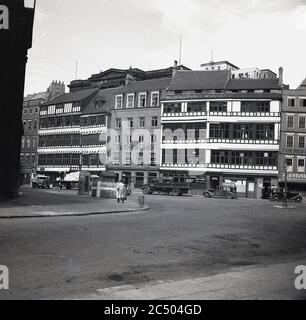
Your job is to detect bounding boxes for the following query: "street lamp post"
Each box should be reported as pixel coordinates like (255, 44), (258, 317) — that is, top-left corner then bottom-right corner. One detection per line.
(283, 162), (288, 208)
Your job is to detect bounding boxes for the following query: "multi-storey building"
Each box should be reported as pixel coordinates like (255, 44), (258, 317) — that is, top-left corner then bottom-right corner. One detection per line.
(80, 87), (116, 172)
(37, 64), (185, 184)
(107, 77), (171, 188)
(161, 69), (283, 198)
(20, 81), (65, 184)
(201, 61), (239, 71)
(201, 60), (277, 80)
(279, 79), (306, 194)
(37, 88), (99, 182)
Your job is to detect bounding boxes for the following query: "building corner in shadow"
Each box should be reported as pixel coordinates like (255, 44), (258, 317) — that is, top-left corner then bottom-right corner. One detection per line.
(0, 0), (35, 201)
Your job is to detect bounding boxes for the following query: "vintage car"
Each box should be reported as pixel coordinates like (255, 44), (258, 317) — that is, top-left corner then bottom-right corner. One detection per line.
(203, 185), (238, 199)
(142, 178), (190, 196)
(31, 174), (51, 189)
(270, 188), (303, 203)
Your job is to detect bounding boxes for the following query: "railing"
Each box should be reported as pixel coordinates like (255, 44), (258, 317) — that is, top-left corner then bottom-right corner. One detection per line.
(38, 145), (80, 149)
(162, 111), (280, 117)
(161, 163), (206, 168)
(209, 112), (280, 117)
(162, 139), (207, 144)
(39, 125), (80, 130)
(162, 111), (207, 117)
(207, 163), (277, 171)
(80, 124), (106, 128)
(161, 163), (278, 171)
(162, 138), (278, 144)
(207, 138), (279, 145)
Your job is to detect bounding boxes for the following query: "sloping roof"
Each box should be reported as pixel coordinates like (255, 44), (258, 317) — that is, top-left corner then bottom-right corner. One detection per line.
(298, 78), (306, 90)
(226, 78), (281, 90)
(44, 88), (99, 106)
(82, 87), (118, 115)
(24, 91), (48, 101)
(168, 70), (231, 91)
(115, 78), (171, 94)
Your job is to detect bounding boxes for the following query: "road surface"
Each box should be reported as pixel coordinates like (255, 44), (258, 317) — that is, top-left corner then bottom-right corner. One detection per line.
(0, 190), (306, 299)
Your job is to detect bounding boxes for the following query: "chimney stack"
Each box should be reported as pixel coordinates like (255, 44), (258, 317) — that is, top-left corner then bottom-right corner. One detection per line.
(172, 60), (178, 78)
(278, 67), (283, 87)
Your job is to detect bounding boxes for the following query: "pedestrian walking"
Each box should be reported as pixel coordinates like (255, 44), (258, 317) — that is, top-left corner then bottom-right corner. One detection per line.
(58, 181), (62, 193)
(116, 180), (126, 203)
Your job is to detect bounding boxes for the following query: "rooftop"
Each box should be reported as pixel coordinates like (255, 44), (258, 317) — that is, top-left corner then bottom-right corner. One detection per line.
(200, 60), (239, 70)
(167, 70), (281, 92)
(168, 70), (231, 91)
(298, 78), (306, 90)
(24, 91), (48, 102)
(226, 78), (281, 90)
(44, 88), (99, 106)
(115, 78), (171, 94)
(82, 87), (118, 115)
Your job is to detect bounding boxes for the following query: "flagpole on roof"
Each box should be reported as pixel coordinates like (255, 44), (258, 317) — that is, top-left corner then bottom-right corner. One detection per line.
(179, 35), (183, 66)
(75, 60), (78, 80)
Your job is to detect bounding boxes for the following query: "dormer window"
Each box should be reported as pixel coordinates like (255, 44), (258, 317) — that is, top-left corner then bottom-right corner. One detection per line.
(138, 93), (147, 108)
(151, 92), (160, 107)
(95, 101), (100, 109)
(95, 99), (105, 109)
(115, 95), (123, 109)
(126, 94), (135, 109)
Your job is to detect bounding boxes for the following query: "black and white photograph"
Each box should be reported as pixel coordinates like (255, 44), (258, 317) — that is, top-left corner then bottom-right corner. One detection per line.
(1, 0), (306, 308)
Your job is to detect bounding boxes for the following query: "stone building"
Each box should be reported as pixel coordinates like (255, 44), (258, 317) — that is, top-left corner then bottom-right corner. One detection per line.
(279, 78), (306, 194)
(106, 77), (171, 188)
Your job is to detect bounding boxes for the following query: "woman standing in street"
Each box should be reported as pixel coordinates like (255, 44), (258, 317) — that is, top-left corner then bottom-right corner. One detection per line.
(116, 180), (126, 203)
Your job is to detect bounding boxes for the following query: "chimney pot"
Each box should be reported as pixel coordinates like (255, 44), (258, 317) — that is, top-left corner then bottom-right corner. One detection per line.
(278, 67), (283, 87)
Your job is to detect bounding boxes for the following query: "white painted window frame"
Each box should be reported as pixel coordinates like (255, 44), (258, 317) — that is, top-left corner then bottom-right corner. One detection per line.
(151, 91), (160, 107)
(286, 134), (294, 148)
(138, 92), (147, 108)
(287, 97), (296, 107)
(115, 95), (123, 109)
(126, 94), (135, 109)
(297, 156), (306, 173)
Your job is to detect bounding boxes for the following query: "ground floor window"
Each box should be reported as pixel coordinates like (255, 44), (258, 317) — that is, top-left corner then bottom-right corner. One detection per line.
(135, 172), (144, 188)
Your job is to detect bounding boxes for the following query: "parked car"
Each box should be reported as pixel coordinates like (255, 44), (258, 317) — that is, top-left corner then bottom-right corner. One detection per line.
(203, 185), (238, 199)
(270, 188), (303, 203)
(31, 174), (51, 189)
(142, 178), (190, 196)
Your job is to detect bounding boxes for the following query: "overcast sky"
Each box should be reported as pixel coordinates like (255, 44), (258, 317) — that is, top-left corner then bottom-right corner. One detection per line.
(25, 0), (306, 95)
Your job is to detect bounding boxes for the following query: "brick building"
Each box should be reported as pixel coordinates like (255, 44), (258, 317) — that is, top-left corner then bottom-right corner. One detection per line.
(20, 81), (65, 184)
(279, 78), (306, 194)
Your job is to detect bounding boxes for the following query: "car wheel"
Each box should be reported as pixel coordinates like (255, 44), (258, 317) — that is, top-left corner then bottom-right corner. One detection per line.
(204, 192), (211, 198)
(226, 193), (233, 200)
(143, 187), (150, 195)
(173, 189), (180, 196)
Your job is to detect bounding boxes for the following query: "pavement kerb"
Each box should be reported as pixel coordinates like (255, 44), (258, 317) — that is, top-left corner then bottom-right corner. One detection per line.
(0, 205), (150, 219)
